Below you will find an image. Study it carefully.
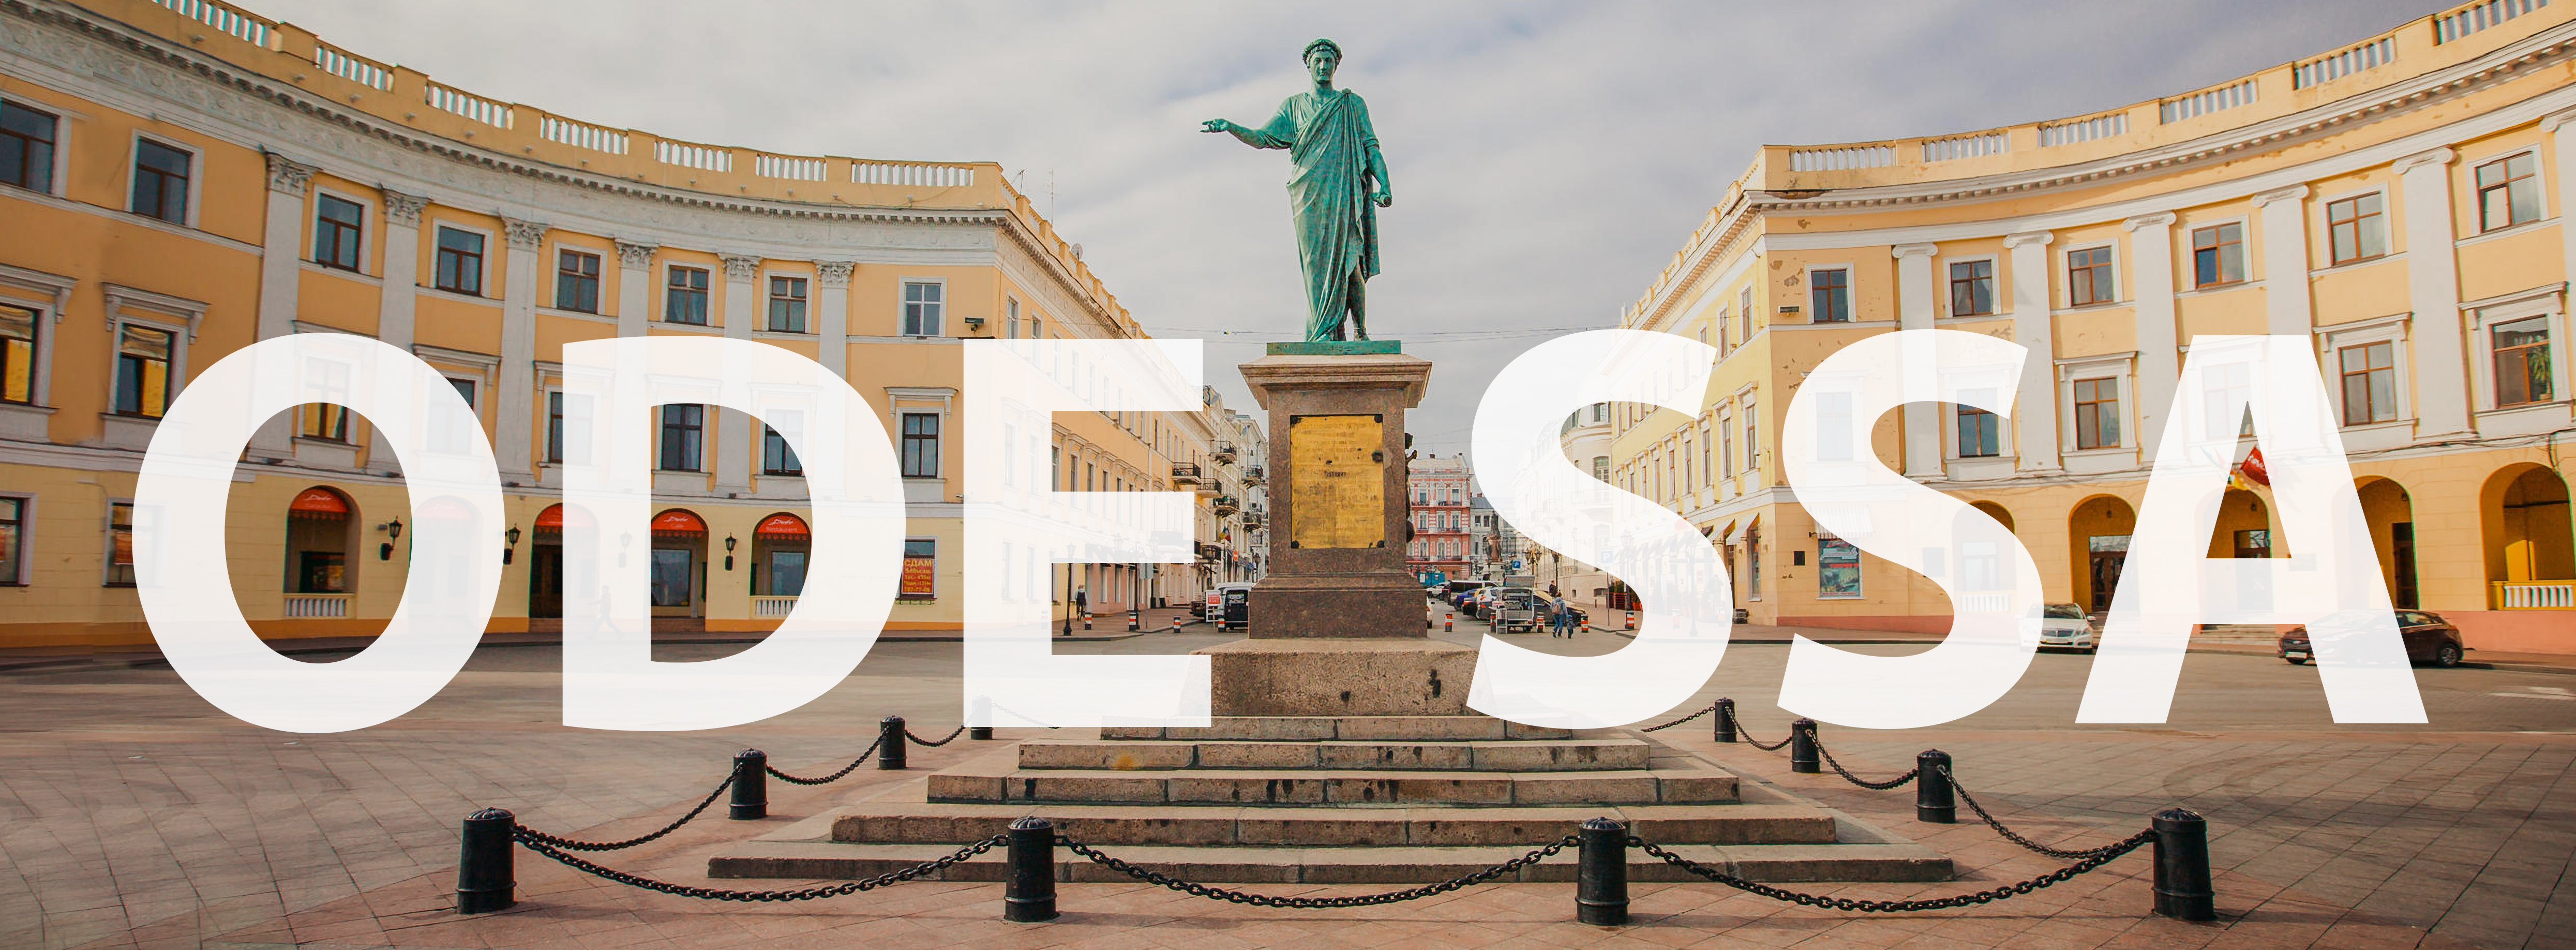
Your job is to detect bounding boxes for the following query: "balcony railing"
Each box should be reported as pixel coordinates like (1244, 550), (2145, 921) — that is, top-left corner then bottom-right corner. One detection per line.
(2493, 580), (2574, 610)
(1172, 463), (1202, 485)
(282, 593), (350, 619)
(1213, 495), (1239, 516)
(1212, 444), (1237, 464)
(752, 595), (799, 619)
(1244, 465), (1265, 486)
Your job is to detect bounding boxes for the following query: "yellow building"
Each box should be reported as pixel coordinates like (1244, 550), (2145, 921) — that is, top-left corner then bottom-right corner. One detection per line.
(0, 0), (1237, 648)
(1612, 0), (2576, 652)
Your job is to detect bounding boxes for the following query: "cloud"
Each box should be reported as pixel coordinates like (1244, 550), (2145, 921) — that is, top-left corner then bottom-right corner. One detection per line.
(249, 0), (2433, 458)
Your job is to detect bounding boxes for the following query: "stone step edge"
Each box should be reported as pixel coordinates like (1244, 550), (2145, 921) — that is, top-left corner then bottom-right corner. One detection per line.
(1015, 737), (1654, 773)
(1102, 717), (1578, 743)
(823, 802), (1840, 847)
(928, 767), (1738, 807)
(707, 840), (1955, 885)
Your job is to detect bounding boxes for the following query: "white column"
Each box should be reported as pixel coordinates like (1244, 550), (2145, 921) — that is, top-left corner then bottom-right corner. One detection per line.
(1891, 243), (1942, 478)
(716, 253), (761, 493)
(2004, 230), (2060, 472)
(815, 261), (853, 379)
(376, 190), (426, 351)
(497, 217), (545, 477)
(613, 240), (656, 338)
(2252, 185), (2313, 338)
(2395, 147), (2470, 437)
(2124, 212), (2180, 452)
(251, 154), (313, 459)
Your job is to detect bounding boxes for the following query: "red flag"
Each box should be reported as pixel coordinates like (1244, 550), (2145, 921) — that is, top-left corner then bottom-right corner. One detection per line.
(2240, 447), (2270, 487)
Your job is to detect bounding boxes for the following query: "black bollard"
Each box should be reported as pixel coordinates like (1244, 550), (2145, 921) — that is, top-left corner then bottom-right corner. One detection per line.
(1713, 697), (1738, 743)
(2152, 808), (2216, 922)
(729, 749), (768, 820)
(1915, 750), (1955, 823)
(1003, 816), (1059, 922)
(879, 715), (908, 770)
(455, 807), (516, 914)
(1575, 817), (1630, 926)
(970, 696), (994, 741)
(1788, 718), (1820, 774)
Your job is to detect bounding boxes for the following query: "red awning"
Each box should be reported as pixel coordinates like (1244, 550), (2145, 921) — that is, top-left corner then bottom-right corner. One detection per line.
(288, 487), (351, 518)
(754, 513), (809, 539)
(651, 509), (707, 536)
(533, 503), (596, 532)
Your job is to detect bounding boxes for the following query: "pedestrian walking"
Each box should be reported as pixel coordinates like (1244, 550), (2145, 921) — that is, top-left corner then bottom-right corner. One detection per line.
(1551, 595), (1572, 637)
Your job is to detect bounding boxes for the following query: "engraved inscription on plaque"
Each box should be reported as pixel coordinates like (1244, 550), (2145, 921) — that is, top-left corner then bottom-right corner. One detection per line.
(1288, 413), (1385, 550)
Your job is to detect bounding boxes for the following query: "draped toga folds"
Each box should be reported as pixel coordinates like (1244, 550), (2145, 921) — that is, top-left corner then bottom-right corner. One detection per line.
(1240, 89), (1381, 342)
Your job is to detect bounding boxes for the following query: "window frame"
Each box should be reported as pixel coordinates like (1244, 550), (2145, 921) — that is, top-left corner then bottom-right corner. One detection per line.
(2338, 339), (2401, 426)
(658, 403), (706, 472)
(761, 422), (804, 476)
(2315, 313), (2414, 432)
(553, 246), (604, 314)
(2189, 220), (2248, 290)
(0, 493), (28, 585)
(111, 321), (179, 419)
(310, 189), (369, 273)
(2065, 244), (2118, 306)
(431, 223), (491, 297)
(1955, 404), (2002, 459)
(0, 96), (61, 195)
(103, 498), (138, 587)
(2055, 358), (2135, 454)
(1946, 257), (1997, 317)
(663, 263), (712, 326)
(2475, 150), (2544, 234)
(900, 410), (941, 478)
(766, 272), (810, 334)
(2491, 315), (2555, 409)
(2323, 189), (2389, 266)
(0, 300), (41, 408)
(125, 133), (198, 227)
(2466, 293), (2569, 414)
(1804, 265), (1852, 323)
(901, 278), (947, 337)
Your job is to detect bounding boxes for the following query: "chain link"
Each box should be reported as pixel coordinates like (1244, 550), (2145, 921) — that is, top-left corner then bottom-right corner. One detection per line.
(1638, 703), (1716, 732)
(1813, 741), (1920, 790)
(1629, 830), (2152, 913)
(511, 773), (735, 852)
(905, 724), (969, 747)
(766, 735), (886, 786)
(1735, 721), (1793, 751)
(515, 828), (1002, 901)
(1058, 833), (1576, 908)
(1938, 765), (2139, 860)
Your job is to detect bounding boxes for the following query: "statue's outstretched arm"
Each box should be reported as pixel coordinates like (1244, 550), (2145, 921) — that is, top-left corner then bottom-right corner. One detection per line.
(1201, 99), (1296, 150)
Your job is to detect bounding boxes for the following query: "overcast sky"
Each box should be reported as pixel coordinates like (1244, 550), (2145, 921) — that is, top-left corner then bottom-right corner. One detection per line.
(252, 0), (2434, 460)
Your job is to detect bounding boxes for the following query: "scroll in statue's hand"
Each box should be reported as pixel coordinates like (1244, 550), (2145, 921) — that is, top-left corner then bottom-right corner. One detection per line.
(1200, 119), (1232, 133)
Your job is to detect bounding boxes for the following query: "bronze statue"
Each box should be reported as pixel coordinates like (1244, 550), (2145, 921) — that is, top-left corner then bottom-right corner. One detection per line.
(1203, 38), (1394, 343)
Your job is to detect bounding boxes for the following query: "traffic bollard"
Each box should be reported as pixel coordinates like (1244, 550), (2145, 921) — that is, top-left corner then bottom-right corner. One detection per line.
(970, 696), (994, 741)
(879, 715), (908, 770)
(1445, 613), (1454, 631)
(455, 808), (516, 914)
(1128, 608), (1140, 632)
(1003, 817), (1059, 922)
(1083, 613), (1093, 631)
(2152, 808), (2216, 922)
(729, 749), (768, 820)
(1171, 618), (1182, 633)
(1575, 817), (1629, 926)
(1914, 750), (1955, 823)
(1713, 697), (1738, 743)
(1788, 718), (1820, 774)
(1625, 610), (1636, 630)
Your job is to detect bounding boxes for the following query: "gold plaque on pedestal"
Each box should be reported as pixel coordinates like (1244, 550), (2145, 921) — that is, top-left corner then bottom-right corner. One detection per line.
(1288, 413), (1384, 550)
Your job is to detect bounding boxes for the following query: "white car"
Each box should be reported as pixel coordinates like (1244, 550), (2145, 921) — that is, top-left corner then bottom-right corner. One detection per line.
(2037, 603), (2098, 653)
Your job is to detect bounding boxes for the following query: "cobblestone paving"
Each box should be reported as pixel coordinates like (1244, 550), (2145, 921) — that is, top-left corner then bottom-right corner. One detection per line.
(0, 613), (2568, 948)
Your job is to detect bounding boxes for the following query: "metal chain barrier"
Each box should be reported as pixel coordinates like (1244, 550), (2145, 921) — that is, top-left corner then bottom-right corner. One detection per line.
(1735, 721), (1793, 751)
(1058, 833), (1577, 908)
(765, 735), (886, 786)
(1813, 740), (1920, 790)
(906, 724), (969, 747)
(1940, 765), (2139, 860)
(1630, 829), (2153, 913)
(514, 828), (1003, 901)
(511, 773), (735, 852)
(1638, 702), (1716, 732)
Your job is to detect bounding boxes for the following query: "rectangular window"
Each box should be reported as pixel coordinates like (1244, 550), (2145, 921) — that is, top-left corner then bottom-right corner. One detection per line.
(130, 139), (190, 224)
(2478, 153), (2542, 232)
(1738, 287), (1754, 341)
(1718, 414), (1733, 474)
(434, 227), (485, 295)
(1948, 259), (1994, 316)
(556, 249), (601, 313)
(2191, 224), (2244, 288)
(903, 281), (943, 336)
(113, 324), (173, 418)
(665, 266), (709, 325)
(2068, 246), (2115, 304)
(1957, 406), (1999, 457)
(303, 401), (349, 442)
(1808, 269), (1849, 322)
(768, 276), (807, 333)
(2073, 377), (2121, 449)
(546, 390), (566, 463)
(900, 538), (936, 600)
(0, 99), (57, 191)
(2493, 316), (2554, 407)
(762, 424), (802, 476)
(106, 501), (135, 586)
(1007, 298), (1021, 338)
(1743, 404), (1758, 473)
(1817, 537), (1861, 599)
(0, 495), (19, 584)
(901, 411), (940, 478)
(428, 376), (477, 453)
(0, 304), (35, 405)
(658, 403), (703, 471)
(313, 195), (364, 271)
(2326, 194), (2387, 265)
(2339, 341), (2398, 425)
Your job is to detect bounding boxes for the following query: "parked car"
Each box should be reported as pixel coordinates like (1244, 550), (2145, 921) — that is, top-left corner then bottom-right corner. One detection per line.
(1214, 583), (1253, 632)
(2036, 603), (2098, 653)
(1492, 587), (1539, 633)
(2280, 610), (2465, 667)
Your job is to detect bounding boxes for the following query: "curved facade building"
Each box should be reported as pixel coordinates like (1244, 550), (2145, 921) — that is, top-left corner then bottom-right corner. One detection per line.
(1612, 0), (2576, 650)
(0, 0), (1244, 647)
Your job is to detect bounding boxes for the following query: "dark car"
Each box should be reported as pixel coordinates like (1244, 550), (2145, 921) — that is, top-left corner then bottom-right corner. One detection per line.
(2280, 610), (2466, 667)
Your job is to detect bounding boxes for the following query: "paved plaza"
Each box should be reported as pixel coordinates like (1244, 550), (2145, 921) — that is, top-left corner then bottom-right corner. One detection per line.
(2, 610), (2571, 949)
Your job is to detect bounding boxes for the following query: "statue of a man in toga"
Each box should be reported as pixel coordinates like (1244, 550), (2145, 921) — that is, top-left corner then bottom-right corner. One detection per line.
(1202, 38), (1394, 343)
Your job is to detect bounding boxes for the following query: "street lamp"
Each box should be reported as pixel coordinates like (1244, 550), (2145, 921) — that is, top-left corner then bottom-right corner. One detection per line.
(723, 533), (738, 571)
(503, 525), (520, 565)
(378, 517), (402, 561)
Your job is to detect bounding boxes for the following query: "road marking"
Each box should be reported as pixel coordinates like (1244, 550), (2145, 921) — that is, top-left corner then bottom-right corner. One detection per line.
(2488, 686), (2575, 701)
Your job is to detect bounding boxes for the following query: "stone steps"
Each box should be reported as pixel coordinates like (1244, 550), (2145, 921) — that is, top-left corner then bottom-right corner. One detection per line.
(708, 839), (1952, 885)
(927, 763), (1735, 807)
(1016, 737), (1652, 773)
(826, 801), (1839, 847)
(1102, 716), (1575, 743)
